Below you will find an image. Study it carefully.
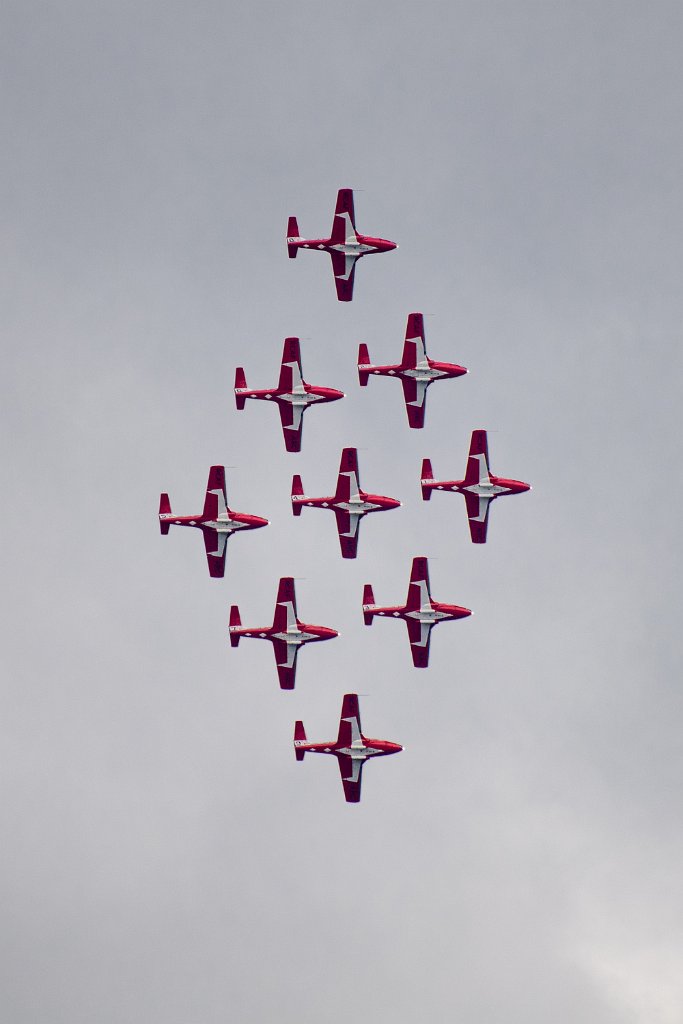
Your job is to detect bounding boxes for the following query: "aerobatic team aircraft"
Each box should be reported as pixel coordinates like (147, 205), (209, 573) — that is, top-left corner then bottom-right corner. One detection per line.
(294, 693), (402, 803)
(234, 337), (344, 452)
(158, 466), (268, 579)
(286, 188), (397, 301)
(229, 577), (337, 690)
(358, 312), (468, 428)
(363, 556), (471, 668)
(421, 429), (531, 543)
(291, 447), (401, 559)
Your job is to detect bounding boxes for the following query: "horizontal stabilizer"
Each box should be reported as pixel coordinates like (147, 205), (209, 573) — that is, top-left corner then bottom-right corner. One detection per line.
(229, 605), (241, 647)
(234, 367), (247, 409)
(159, 493), (171, 533)
(362, 584), (375, 625)
(294, 720), (306, 761)
(358, 344), (370, 386)
(291, 474), (304, 516)
(420, 458), (434, 500)
(287, 216), (300, 258)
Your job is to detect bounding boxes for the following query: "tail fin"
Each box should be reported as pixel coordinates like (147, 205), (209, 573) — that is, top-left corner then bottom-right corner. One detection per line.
(287, 216), (300, 258)
(229, 605), (241, 647)
(358, 344), (371, 386)
(294, 720), (307, 761)
(420, 458), (434, 501)
(159, 493), (171, 534)
(362, 584), (375, 625)
(291, 474), (304, 516)
(234, 367), (247, 410)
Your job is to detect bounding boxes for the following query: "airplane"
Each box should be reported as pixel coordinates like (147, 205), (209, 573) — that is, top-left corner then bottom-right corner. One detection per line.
(421, 429), (531, 543)
(358, 312), (468, 428)
(159, 466), (268, 578)
(286, 188), (397, 301)
(234, 337), (344, 453)
(294, 693), (402, 803)
(362, 556), (471, 668)
(229, 576), (337, 690)
(291, 447), (401, 559)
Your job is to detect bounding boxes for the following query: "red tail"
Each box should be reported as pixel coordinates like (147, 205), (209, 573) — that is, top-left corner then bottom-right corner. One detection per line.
(159, 493), (171, 534)
(362, 584), (375, 625)
(420, 458), (434, 501)
(358, 344), (370, 386)
(229, 605), (241, 647)
(294, 720), (307, 761)
(291, 474), (304, 516)
(287, 216), (300, 258)
(234, 367), (247, 409)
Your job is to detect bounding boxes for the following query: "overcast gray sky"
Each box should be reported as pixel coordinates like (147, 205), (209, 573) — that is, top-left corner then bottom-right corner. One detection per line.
(2, 2), (683, 1022)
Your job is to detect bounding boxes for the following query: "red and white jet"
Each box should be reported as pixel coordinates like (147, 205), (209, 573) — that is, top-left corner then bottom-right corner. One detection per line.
(294, 693), (402, 803)
(358, 313), (468, 428)
(421, 429), (531, 544)
(287, 188), (397, 302)
(229, 576), (337, 690)
(291, 447), (401, 559)
(234, 337), (344, 453)
(363, 556), (472, 668)
(159, 466), (268, 579)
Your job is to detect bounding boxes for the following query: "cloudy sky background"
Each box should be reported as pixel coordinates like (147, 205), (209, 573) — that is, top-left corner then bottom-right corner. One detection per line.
(2, 3), (683, 1021)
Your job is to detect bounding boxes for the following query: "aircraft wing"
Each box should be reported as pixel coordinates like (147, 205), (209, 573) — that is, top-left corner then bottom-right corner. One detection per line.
(406, 616), (432, 668)
(272, 638), (298, 690)
(336, 754), (364, 803)
(202, 465), (228, 519)
(330, 250), (358, 302)
(278, 336), (304, 392)
(401, 377), (429, 428)
(330, 188), (357, 244)
(278, 401), (305, 453)
(464, 429), (491, 486)
(406, 556), (431, 612)
(334, 447), (361, 503)
(334, 509), (360, 559)
(464, 491), (491, 544)
(401, 313), (427, 367)
(336, 693), (362, 747)
(202, 527), (227, 578)
(272, 577), (298, 633)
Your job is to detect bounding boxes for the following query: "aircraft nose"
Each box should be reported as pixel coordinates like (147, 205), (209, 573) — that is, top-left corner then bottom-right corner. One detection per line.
(253, 515), (269, 528)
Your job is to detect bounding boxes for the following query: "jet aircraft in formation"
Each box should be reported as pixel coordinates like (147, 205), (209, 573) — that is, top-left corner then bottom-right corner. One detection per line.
(294, 693), (402, 803)
(358, 312), (468, 428)
(363, 556), (472, 668)
(234, 336), (344, 452)
(159, 188), (533, 803)
(421, 429), (531, 543)
(287, 188), (397, 301)
(159, 466), (268, 578)
(229, 576), (337, 690)
(291, 447), (401, 559)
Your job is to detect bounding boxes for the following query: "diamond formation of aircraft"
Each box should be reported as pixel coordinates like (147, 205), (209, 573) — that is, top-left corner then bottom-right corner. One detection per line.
(294, 693), (402, 803)
(358, 312), (468, 428)
(229, 576), (338, 690)
(287, 188), (397, 301)
(291, 446), (401, 559)
(363, 556), (472, 668)
(421, 429), (531, 543)
(159, 466), (268, 579)
(234, 336), (344, 453)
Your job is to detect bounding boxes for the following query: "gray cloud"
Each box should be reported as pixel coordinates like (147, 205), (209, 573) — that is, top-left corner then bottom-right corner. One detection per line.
(2, 2), (682, 1022)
